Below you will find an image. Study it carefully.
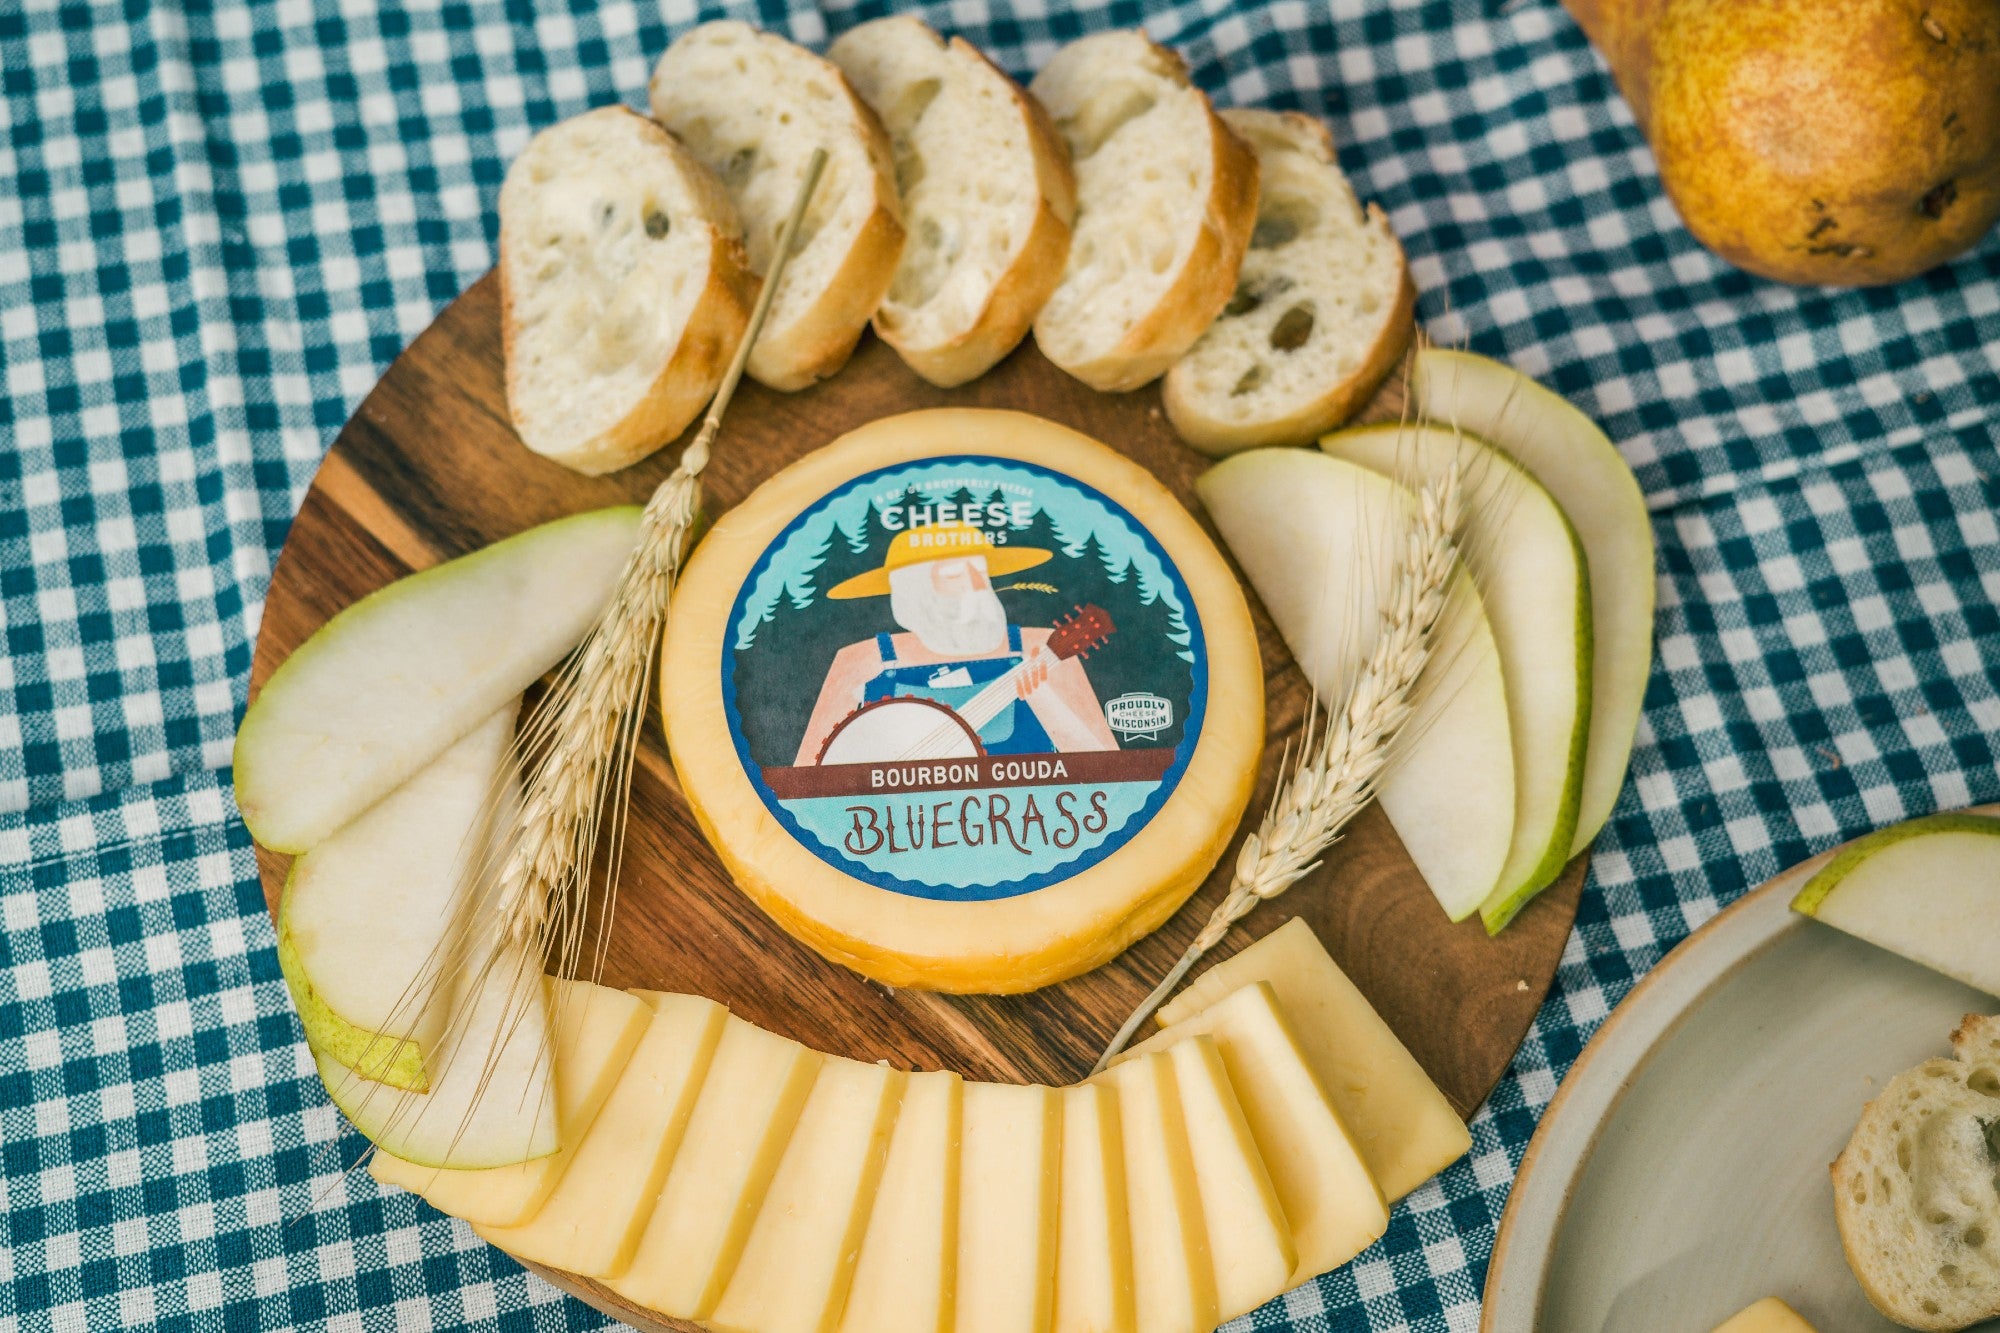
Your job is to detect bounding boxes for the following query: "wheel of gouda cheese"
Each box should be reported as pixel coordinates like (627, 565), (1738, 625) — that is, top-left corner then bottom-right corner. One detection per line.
(662, 409), (1263, 992)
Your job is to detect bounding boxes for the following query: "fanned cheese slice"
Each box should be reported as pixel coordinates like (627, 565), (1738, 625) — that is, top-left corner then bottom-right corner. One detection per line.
(1094, 1052), (1216, 1333)
(475, 991), (726, 1277)
(956, 1082), (1061, 1333)
(709, 1057), (906, 1333)
(1168, 1035), (1296, 1320)
(369, 981), (649, 1226)
(606, 1017), (823, 1319)
(839, 1069), (963, 1333)
(1157, 917), (1470, 1202)
(1119, 980), (1387, 1283)
(1053, 1081), (1134, 1333)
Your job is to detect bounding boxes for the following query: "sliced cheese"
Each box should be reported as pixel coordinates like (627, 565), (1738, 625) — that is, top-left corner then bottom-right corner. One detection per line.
(839, 1069), (963, 1333)
(1157, 917), (1471, 1201)
(1095, 1053), (1216, 1333)
(709, 1056), (905, 1333)
(1120, 981), (1387, 1283)
(369, 981), (649, 1226)
(607, 1016), (823, 1319)
(659, 408), (1264, 994)
(1053, 1081), (1134, 1333)
(474, 991), (726, 1277)
(1713, 1297), (1818, 1332)
(956, 1081), (1061, 1333)
(1167, 1035), (1296, 1321)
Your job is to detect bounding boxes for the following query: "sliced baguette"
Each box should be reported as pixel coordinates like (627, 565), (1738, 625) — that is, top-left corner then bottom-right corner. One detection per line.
(1029, 31), (1259, 393)
(649, 21), (905, 392)
(828, 17), (1076, 387)
(500, 107), (755, 476)
(1832, 1013), (2000, 1331)
(1163, 109), (1415, 454)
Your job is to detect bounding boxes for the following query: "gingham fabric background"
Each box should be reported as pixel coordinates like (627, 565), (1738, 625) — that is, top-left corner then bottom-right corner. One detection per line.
(2, 0), (1996, 1326)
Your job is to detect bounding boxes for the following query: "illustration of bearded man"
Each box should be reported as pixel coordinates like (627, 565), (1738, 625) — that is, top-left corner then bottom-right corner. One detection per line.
(796, 523), (1117, 764)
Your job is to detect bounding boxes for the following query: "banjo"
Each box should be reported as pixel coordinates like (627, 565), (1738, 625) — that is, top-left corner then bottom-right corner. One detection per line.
(816, 604), (1116, 765)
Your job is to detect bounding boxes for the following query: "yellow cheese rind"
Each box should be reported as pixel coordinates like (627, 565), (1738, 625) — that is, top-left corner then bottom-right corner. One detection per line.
(709, 1057), (907, 1333)
(474, 990), (726, 1278)
(1157, 917), (1471, 1201)
(661, 409), (1264, 993)
(1712, 1297), (1818, 1332)
(1168, 1035), (1296, 1321)
(839, 1069), (963, 1333)
(1120, 981), (1388, 1284)
(369, 980), (649, 1226)
(1096, 1053), (1216, 1333)
(607, 1016), (823, 1319)
(1053, 1082), (1134, 1333)
(956, 1081), (1062, 1333)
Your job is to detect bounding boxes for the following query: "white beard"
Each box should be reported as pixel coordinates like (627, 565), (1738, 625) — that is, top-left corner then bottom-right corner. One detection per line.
(890, 568), (1009, 658)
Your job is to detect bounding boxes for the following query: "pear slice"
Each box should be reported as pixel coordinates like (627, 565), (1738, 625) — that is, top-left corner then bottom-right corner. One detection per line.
(315, 935), (558, 1170)
(1322, 423), (1592, 932)
(277, 703), (517, 1091)
(1198, 450), (1514, 920)
(1791, 812), (2000, 996)
(234, 505), (640, 853)
(1413, 348), (1655, 855)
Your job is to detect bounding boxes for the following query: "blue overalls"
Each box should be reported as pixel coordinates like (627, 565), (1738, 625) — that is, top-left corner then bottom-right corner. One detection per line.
(862, 626), (1056, 755)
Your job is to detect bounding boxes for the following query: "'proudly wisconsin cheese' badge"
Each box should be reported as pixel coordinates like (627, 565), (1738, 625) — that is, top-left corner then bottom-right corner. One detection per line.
(664, 410), (1263, 993)
(724, 456), (1207, 900)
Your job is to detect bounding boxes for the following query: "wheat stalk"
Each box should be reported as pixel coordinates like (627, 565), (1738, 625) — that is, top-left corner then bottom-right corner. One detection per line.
(1092, 452), (1463, 1073)
(319, 152), (831, 1179)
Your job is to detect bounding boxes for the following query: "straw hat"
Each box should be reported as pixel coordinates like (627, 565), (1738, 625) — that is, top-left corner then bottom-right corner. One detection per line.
(826, 522), (1052, 599)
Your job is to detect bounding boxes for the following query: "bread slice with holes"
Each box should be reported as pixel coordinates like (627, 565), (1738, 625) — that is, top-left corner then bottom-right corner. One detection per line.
(1029, 31), (1259, 393)
(500, 106), (756, 476)
(1832, 1013), (2000, 1332)
(828, 17), (1075, 387)
(1163, 109), (1415, 454)
(650, 21), (905, 393)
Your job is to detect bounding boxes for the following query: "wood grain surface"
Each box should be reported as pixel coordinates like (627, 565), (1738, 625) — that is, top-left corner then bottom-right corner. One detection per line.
(252, 272), (1584, 1330)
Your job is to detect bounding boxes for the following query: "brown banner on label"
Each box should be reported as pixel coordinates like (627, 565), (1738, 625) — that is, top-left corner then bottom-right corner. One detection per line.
(762, 748), (1176, 801)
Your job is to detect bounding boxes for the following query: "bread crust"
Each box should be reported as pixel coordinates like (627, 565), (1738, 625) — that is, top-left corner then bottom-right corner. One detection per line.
(867, 34), (1078, 388)
(1830, 1012), (2000, 1332)
(1163, 109), (1416, 452)
(499, 107), (756, 476)
(1032, 35), (1261, 394)
(650, 23), (907, 394)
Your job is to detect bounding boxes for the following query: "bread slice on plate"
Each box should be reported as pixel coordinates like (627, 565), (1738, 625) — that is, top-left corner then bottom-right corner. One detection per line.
(1163, 109), (1415, 454)
(499, 106), (756, 476)
(1029, 30), (1259, 393)
(650, 21), (905, 392)
(1832, 1013), (2000, 1331)
(828, 16), (1076, 388)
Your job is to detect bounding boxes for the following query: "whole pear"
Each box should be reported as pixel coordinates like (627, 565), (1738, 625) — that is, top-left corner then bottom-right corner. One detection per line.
(1567, 0), (2000, 287)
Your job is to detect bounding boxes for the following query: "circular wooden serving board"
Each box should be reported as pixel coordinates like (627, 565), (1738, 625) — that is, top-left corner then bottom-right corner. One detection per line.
(252, 272), (1586, 1329)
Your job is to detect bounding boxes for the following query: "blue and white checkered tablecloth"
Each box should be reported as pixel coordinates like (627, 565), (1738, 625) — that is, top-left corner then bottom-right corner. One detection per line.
(2, 0), (1996, 1328)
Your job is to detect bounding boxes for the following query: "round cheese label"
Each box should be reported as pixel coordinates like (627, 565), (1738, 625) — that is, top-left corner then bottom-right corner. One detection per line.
(721, 454), (1209, 902)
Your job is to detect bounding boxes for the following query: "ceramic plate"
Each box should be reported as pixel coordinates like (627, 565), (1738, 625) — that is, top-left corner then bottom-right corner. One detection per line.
(1485, 806), (2000, 1331)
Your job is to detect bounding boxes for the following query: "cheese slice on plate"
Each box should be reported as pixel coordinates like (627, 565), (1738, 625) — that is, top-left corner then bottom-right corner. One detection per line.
(1156, 917), (1471, 1202)
(839, 1069), (963, 1333)
(1167, 1035), (1296, 1321)
(660, 408), (1264, 994)
(474, 991), (726, 1278)
(955, 1081), (1061, 1333)
(709, 1056), (906, 1333)
(1095, 1052), (1216, 1333)
(606, 1016), (823, 1319)
(1712, 1297), (1818, 1332)
(1119, 980), (1387, 1283)
(370, 980), (649, 1226)
(1053, 1081), (1134, 1333)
